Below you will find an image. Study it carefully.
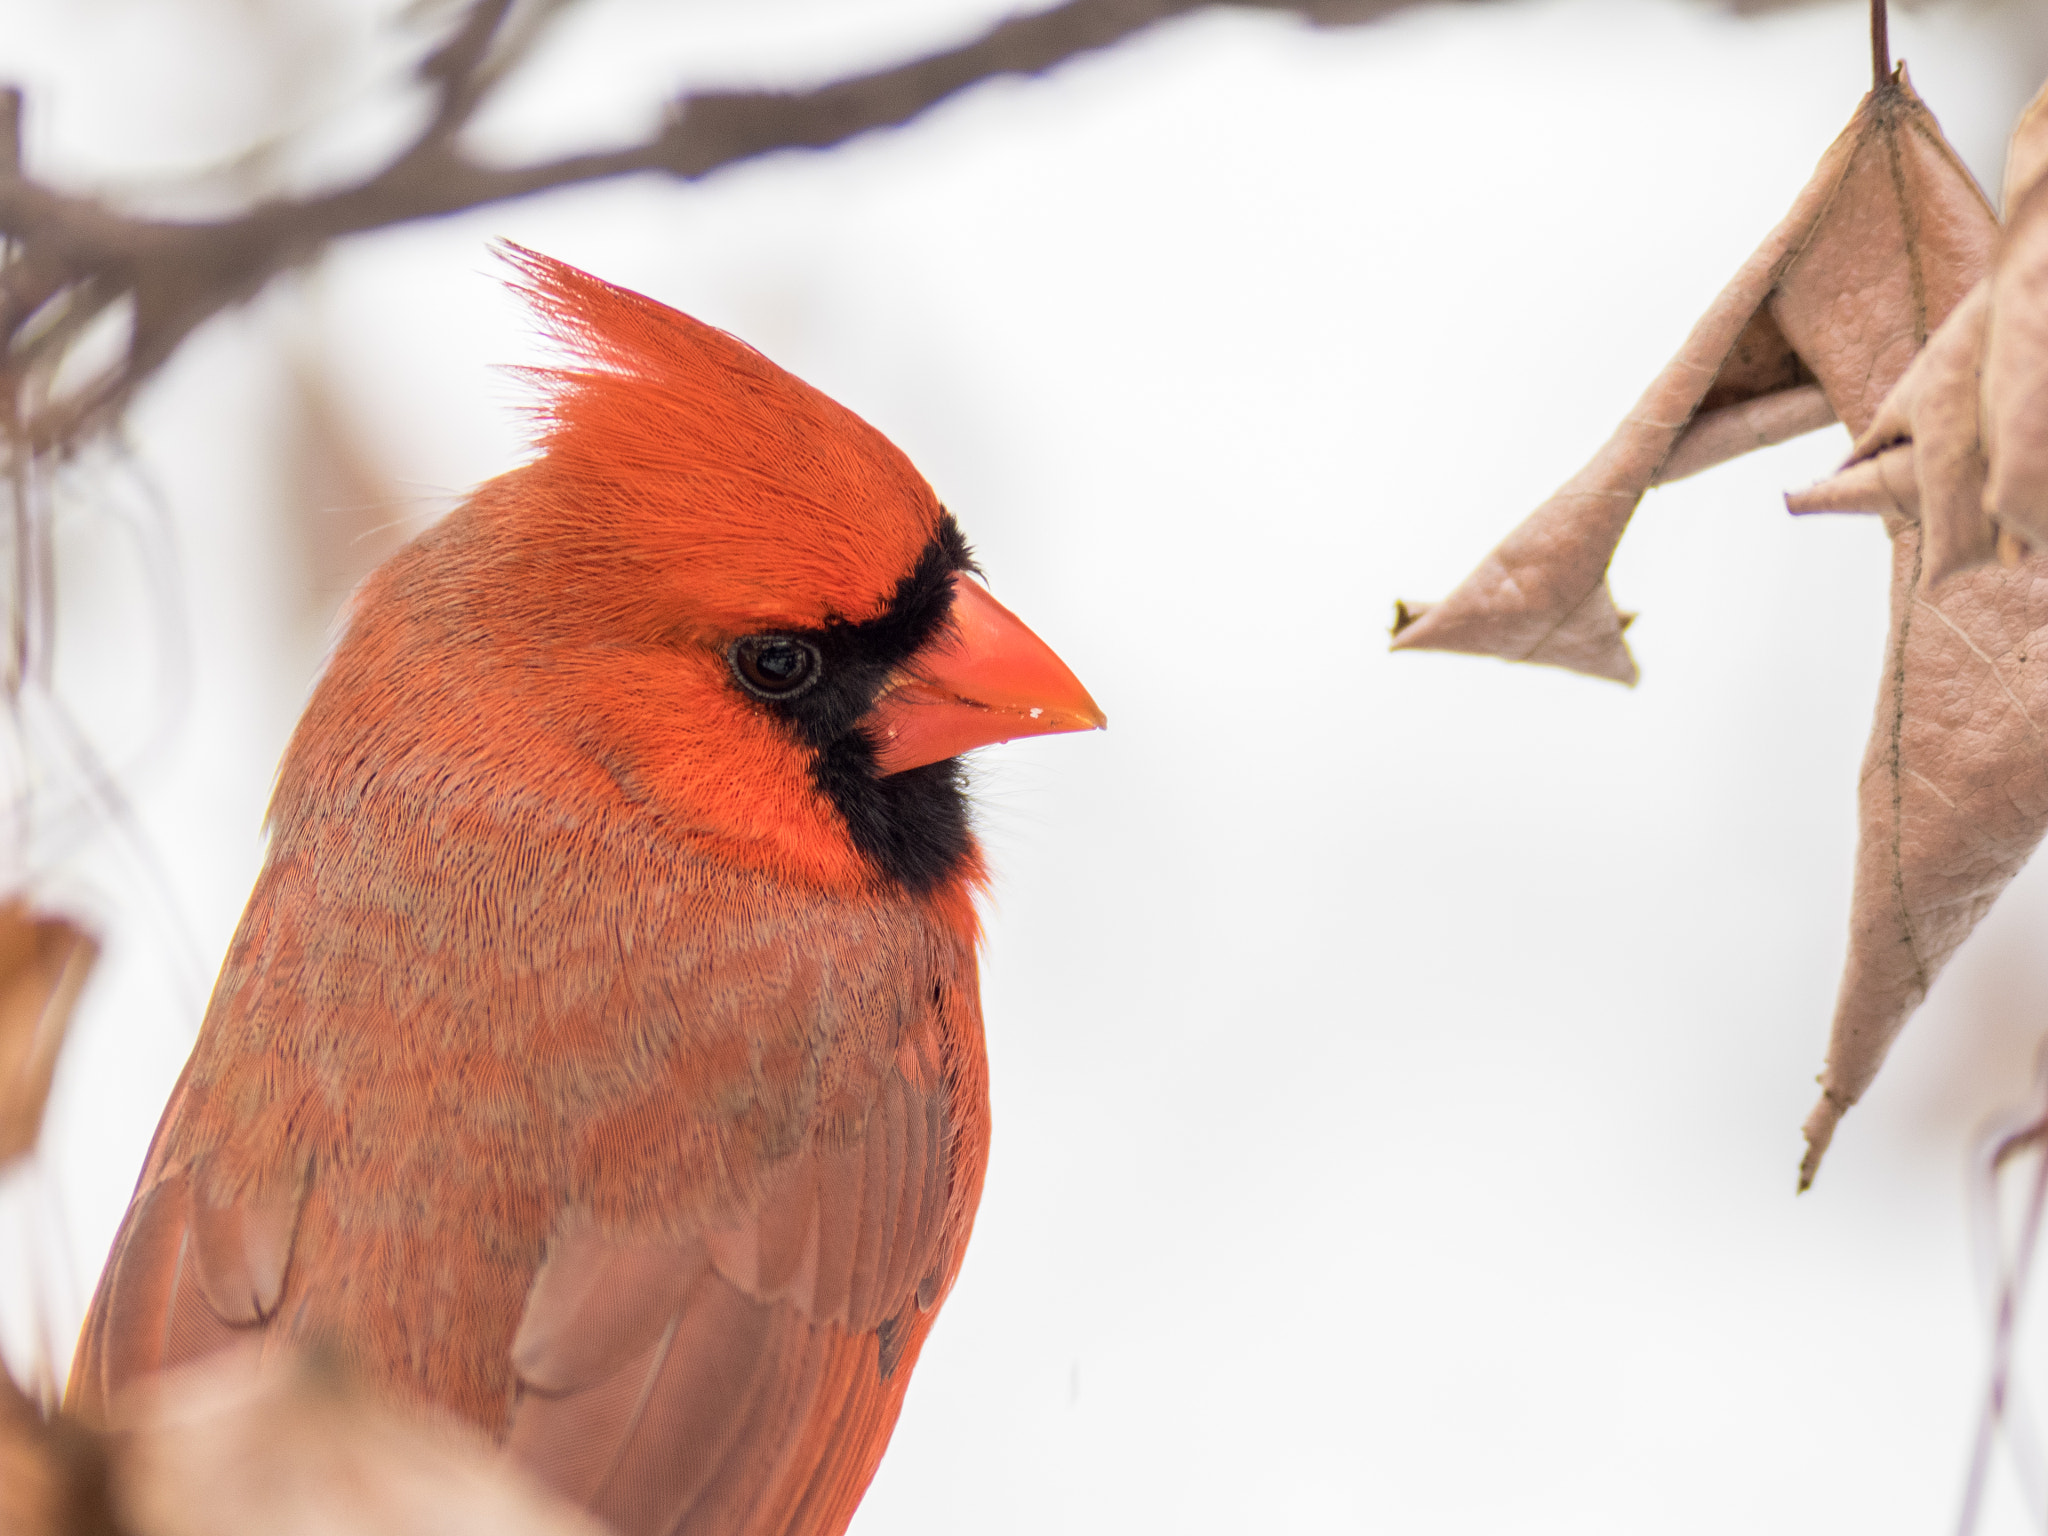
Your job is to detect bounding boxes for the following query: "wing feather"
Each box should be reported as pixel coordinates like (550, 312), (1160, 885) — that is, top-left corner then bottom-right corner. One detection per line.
(512, 1315), (682, 1504)
(190, 1177), (299, 1325)
(808, 1140), (862, 1329)
(779, 1350), (895, 1536)
(880, 1077), (926, 1314)
(74, 1173), (248, 1422)
(665, 1293), (832, 1536)
(590, 1271), (776, 1534)
(508, 1033), (959, 1536)
(842, 1111), (891, 1331)
(754, 1158), (815, 1302)
(512, 1222), (708, 1396)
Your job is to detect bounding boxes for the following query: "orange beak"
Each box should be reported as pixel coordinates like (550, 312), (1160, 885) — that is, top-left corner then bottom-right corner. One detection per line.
(867, 574), (1106, 776)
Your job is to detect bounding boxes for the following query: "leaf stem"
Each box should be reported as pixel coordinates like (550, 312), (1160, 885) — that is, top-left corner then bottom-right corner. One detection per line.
(1871, 0), (1889, 91)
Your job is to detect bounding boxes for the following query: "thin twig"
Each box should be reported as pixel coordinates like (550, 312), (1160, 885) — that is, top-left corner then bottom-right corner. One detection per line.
(1959, 1045), (2048, 1535)
(416, 0), (518, 140)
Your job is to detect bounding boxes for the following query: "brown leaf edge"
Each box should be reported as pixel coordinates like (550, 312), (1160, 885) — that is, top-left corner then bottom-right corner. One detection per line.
(1391, 68), (1986, 685)
(0, 903), (99, 1169)
(108, 1345), (607, 1536)
(1785, 74), (2048, 582)
(0, 1367), (124, 1536)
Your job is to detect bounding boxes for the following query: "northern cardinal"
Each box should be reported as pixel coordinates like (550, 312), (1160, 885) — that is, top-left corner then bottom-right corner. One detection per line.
(67, 249), (1103, 1535)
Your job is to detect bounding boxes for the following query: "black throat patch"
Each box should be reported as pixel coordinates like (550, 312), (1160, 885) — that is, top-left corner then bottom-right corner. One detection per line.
(743, 515), (978, 893)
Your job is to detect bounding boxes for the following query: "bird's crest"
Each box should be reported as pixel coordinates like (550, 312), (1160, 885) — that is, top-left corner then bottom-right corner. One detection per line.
(499, 244), (942, 632)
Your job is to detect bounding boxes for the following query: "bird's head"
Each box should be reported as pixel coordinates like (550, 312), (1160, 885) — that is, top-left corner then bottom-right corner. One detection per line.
(294, 249), (1102, 910)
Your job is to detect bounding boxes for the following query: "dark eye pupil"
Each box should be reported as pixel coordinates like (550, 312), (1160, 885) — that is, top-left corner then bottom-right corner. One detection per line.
(732, 636), (819, 699)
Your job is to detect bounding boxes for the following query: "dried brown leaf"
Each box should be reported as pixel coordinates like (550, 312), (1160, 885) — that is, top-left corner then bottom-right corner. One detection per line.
(1787, 84), (2048, 1186)
(1393, 70), (1992, 683)
(1656, 383), (1836, 486)
(1799, 534), (2048, 1187)
(1816, 79), (2048, 573)
(0, 1343), (602, 1536)
(2004, 77), (2048, 217)
(1791, 280), (1995, 585)
(109, 1347), (605, 1536)
(1984, 81), (2048, 546)
(1, 1372), (68, 1536)
(1783, 442), (1921, 518)
(1789, 81), (2048, 1186)
(0, 1369), (123, 1536)
(0, 905), (98, 1169)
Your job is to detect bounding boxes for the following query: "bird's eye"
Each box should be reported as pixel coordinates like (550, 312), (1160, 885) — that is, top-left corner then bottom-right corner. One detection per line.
(730, 635), (822, 700)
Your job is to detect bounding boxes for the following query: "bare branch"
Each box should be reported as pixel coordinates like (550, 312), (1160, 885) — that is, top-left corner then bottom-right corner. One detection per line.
(417, 0), (520, 142)
(0, 89), (20, 180)
(0, 0), (1457, 456)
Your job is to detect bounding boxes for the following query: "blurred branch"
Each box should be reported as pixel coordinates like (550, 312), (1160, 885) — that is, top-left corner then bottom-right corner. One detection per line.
(416, 0), (521, 143)
(0, 0), (1454, 457)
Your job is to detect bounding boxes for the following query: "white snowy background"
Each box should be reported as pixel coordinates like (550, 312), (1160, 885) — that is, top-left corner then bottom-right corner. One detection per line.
(7, 0), (2048, 1531)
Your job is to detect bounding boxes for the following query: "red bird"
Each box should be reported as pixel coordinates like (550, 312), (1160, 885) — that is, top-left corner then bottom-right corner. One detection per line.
(67, 250), (1103, 1535)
